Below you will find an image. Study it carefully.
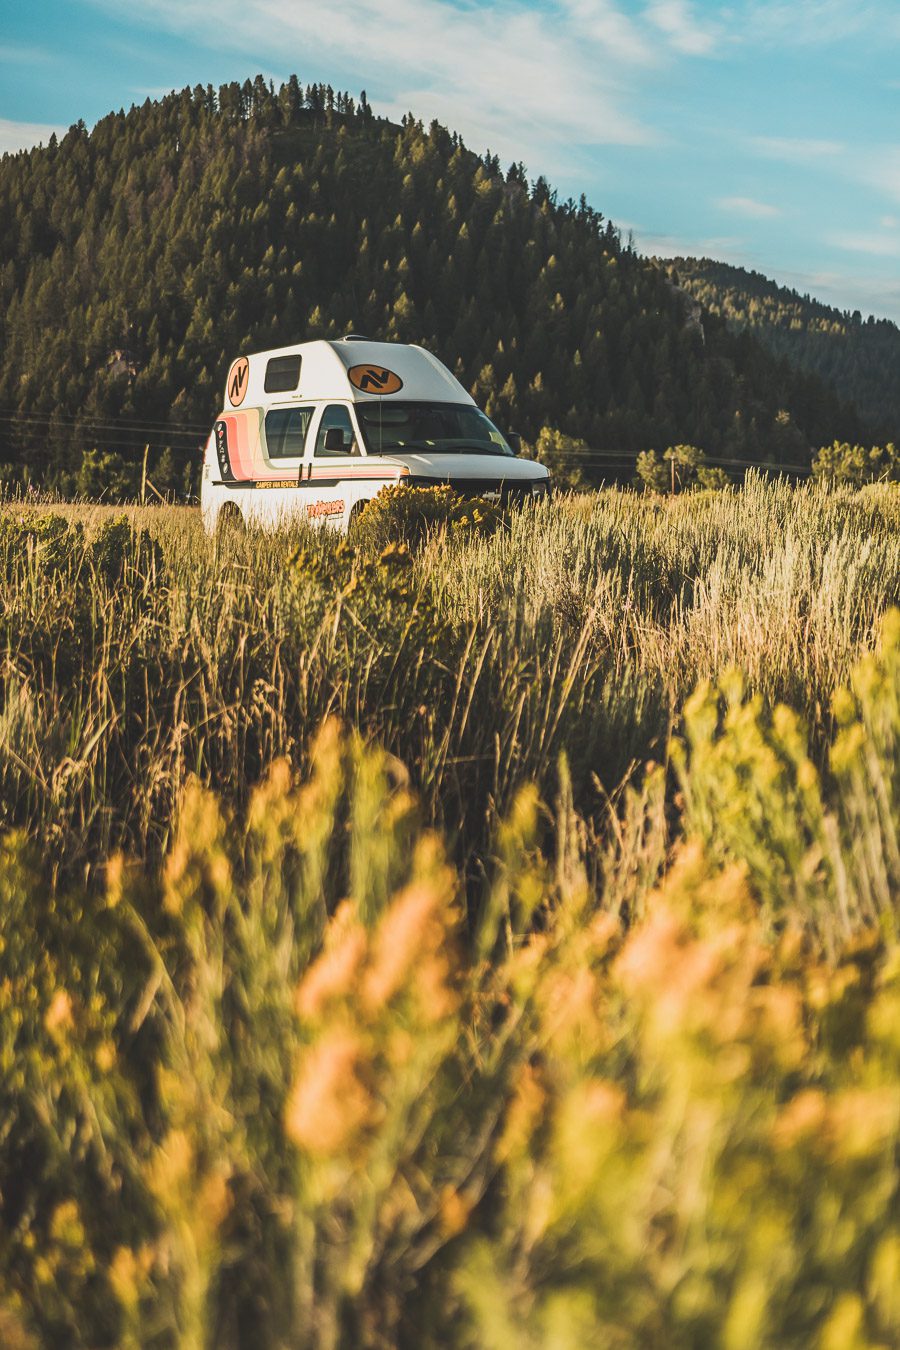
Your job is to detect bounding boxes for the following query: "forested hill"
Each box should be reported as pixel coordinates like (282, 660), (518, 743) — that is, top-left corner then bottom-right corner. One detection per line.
(0, 78), (869, 494)
(668, 257), (900, 442)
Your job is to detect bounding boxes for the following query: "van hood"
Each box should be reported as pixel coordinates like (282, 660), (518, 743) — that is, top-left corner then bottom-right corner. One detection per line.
(382, 452), (549, 482)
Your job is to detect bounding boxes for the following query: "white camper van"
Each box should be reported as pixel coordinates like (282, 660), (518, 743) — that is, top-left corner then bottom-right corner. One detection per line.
(199, 337), (551, 533)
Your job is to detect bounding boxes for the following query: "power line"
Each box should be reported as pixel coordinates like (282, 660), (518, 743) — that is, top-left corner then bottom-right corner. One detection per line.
(0, 408), (210, 436)
(525, 449), (812, 474)
(0, 409), (814, 476)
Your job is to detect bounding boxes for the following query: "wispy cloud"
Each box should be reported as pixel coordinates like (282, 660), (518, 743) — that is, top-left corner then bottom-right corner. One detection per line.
(828, 229), (900, 258)
(751, 139), (900, 218)
(643, 1), (717, 56)
(750, 136), (845, 162)
(0, 42), (56, 65)
(868, 147), (900, 204)
(717, 195), (781, 219)
(740, 0), (898, 47)
(769, 265), (900, 321)
(642, 0), (900, 55)
(561, 0), (656, 66)
(638, 231), (746, 259)
(0, 118), (66, 155)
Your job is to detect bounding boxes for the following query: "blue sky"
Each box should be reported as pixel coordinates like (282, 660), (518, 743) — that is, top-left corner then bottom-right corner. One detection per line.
(3, 1), (899, 320)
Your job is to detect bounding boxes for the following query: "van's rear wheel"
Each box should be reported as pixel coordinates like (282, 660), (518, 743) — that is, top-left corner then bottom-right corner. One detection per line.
(347, 501), (366, 535)
(215, 502), (245, 538)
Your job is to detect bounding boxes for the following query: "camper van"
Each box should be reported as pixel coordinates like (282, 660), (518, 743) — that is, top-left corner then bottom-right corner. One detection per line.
(199, 337), (551, 533)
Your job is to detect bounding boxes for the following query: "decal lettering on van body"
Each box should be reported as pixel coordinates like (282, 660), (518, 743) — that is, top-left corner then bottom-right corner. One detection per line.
(227, 357), (250, 407)
(307, 499), (345, 518)
(214, 420), (235, 481)
(215, 479), (305, 489)
(347, 365), (403, 395)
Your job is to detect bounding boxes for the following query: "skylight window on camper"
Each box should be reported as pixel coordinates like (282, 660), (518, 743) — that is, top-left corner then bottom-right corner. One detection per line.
(264, 355), (302, 393)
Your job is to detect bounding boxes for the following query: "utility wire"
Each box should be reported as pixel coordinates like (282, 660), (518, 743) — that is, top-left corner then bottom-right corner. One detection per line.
(542, 452), (811, 473)
(0, 408), (210, 435)
(0, 410), (815, 475)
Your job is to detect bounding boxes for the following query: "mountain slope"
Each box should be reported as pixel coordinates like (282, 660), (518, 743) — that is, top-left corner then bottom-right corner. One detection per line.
(0, 78), (868, 492)
(668, 257), (900, 442)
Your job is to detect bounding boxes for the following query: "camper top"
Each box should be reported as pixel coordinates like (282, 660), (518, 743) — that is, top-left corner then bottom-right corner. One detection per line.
(224, 337), (475, 411)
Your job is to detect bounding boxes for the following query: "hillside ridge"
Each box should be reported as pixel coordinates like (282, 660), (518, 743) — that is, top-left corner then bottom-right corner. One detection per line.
(668, 256), (900, 440)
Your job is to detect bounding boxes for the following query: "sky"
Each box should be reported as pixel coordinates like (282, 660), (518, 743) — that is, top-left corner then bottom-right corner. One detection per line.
(2, 0), (899, 321)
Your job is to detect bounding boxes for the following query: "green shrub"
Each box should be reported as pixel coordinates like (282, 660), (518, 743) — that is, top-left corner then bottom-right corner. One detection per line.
(636, 445), (731, 493)
(529, 427), (591, 491)
(634, 447), (669, 492)
(75, 449), (136, 503)
(87, 516), (164, 587)
(0, 510), (82, 573)
(351, 481), (502, 552)
(697, 464), (732, 490)
(675, 608), (900, 951)
(812, 440), (900, 486)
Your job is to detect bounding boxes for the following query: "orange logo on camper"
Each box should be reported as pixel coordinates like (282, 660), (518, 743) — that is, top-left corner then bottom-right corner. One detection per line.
(348, 364), (403, 395)
(307, 499), (345, 518)
(227, 357), (250, 407)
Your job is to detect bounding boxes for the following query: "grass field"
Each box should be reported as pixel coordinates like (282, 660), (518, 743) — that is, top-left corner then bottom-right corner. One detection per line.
(1, 479), (899, 1347)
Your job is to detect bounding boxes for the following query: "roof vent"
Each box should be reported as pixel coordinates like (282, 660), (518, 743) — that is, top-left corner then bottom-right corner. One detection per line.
(343, 333), (373, 342)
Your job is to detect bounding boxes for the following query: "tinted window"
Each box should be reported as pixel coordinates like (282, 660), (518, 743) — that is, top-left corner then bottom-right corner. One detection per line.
(265, 407), (314, 458)
(315, 405), (360, 457)
(264, 354), (302, 393)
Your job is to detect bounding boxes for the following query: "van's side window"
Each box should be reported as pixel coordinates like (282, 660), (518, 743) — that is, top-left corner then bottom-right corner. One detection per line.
(315, 405), (359, 457)
(264, 355), (302, 393)
(265, 407), (314, 459)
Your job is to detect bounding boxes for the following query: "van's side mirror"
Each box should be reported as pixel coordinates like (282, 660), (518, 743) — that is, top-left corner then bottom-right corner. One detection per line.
(506, 431), (522, 454)
(323, 427), (346, 452)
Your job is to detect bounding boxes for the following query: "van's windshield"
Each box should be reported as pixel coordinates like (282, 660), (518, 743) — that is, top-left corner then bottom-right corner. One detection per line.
(356, 402), (515, 456)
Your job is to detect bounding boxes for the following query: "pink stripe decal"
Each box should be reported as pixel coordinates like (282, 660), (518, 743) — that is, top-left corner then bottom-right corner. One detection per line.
(308, 468), (398, 480)
(233, 414), (254, 480)
(221, 416), (243, 479)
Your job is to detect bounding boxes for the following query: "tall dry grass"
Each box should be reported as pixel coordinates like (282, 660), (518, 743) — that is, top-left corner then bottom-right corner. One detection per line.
(2, 477), (899, 878)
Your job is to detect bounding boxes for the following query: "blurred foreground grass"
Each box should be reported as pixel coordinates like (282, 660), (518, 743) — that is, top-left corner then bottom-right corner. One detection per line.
(0, 481), (899, 1346)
